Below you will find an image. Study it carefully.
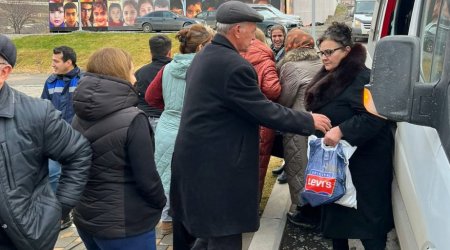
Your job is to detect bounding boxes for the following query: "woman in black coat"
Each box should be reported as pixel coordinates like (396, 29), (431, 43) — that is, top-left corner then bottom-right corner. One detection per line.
(305, 22), (394, 249)
(71, 48), (166, 250)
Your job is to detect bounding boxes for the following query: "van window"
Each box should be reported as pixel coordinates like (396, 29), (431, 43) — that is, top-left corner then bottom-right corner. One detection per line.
(372, 0), (414, 41)
(420, 0), (450, 83)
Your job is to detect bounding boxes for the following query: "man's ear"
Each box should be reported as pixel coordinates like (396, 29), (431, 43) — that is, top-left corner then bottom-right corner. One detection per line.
(234, 24), (242, 39)
(65, 59), (73, 67)
(0, 65), (12, 83)
(166, 50), (172, 58)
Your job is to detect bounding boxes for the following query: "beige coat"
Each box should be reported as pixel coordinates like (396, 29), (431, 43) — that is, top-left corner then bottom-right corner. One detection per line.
(277, 48), (322, 205)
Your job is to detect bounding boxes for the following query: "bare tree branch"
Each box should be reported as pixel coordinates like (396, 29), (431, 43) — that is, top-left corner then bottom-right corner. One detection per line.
(0, 0), (35, 34)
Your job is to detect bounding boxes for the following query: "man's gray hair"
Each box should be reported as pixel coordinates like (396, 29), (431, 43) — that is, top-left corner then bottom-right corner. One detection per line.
(0, 55), (8, 65)
(216, 22), (239, 35)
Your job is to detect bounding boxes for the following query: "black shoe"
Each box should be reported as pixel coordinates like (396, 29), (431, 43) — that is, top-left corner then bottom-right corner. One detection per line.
(272, 160), (285, 175)
(287, 205), (320, 229)
(60, 213), (72, 231)
(277, 171), (287, 184)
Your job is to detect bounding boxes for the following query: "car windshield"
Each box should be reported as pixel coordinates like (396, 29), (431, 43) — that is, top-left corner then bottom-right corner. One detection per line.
(265, 5), (285, 16)
(355, 1), (375, 14)
(257, 9), (277, 18)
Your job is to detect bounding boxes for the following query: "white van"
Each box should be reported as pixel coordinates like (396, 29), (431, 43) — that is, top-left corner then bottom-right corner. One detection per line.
(351, 0), (376, 41)
(366, 0), (450, 249)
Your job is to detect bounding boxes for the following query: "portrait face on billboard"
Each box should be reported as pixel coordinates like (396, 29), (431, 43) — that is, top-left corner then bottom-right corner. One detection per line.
(81, 2), (93, 27)
(186, 0), (202, 18)
(64, 2), (79, 27)
(154, 0), (170, 11)
(254, 0), (270, 4)
(138, 0), (154, 17)
(123, 0), (138, 25)
(92, 1), (108, 27)
(109, 2), (124, 26)
(49, 3), (65, 28)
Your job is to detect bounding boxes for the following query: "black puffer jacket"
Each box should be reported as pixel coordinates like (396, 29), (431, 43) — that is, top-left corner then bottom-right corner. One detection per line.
(0, 83), (91, 250)
(72, 73), (166, 239)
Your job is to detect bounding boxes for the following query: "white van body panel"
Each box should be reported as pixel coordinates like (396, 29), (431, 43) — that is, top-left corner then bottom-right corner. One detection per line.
(394, 123), (450, 249)
(369, 0), (450, 248)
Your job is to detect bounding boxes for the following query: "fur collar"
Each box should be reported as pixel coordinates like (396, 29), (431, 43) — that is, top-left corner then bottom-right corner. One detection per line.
(277, 48), (320, 70)
(305, 43), (367, 111)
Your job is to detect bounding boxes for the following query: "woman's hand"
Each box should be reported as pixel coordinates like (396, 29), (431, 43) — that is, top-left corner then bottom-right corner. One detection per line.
(323, 126), (343, 146)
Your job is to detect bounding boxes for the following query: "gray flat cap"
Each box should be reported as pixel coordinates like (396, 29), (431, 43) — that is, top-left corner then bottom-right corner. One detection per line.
(216, 1), (263, 24)
(0, 35), (16, 68)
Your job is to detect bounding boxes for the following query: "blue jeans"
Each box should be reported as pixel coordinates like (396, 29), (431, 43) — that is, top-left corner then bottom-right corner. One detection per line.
(161, 192), (172, 222)
(77, 228), (156, 250)
(48, 159), (61, 193)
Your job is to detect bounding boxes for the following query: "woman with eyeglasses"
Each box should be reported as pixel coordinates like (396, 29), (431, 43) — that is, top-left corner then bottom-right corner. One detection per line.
(144, 23), (214, 235)
(304, 22), (394, 250)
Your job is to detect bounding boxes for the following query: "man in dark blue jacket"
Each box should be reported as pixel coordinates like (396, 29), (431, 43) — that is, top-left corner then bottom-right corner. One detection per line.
(135, 35), (172, 132)
(0, 35), (91, 250)
(41, 45), (81, 230)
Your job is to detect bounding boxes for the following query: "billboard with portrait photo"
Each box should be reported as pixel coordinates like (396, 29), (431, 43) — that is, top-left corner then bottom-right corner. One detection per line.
(169, 0), (281, 18)
(92, 1), (108, 30)
(80, 0), (95, 30)
(108, 0), (124, 29)
(63, 1), (80, 30)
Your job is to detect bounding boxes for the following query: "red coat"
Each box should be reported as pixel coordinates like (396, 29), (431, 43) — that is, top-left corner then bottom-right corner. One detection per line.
(241, 39), (281, 196)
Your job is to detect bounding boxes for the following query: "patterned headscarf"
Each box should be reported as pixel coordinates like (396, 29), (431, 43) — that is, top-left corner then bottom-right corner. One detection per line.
(284, 28), (315, 52)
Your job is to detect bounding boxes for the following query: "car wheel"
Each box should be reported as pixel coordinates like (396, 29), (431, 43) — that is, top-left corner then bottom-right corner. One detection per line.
(183, 22), (192, 28)
(265, 25), (273, 37)
(143, 23), (152, 33)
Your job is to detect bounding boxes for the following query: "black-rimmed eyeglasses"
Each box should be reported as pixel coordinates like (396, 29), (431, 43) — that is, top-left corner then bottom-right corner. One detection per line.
(317, 47), (344, 57)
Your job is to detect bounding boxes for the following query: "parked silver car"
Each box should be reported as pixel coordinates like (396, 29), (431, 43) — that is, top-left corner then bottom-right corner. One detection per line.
(248, 4), (303, 27)
(195, 9), (294, 37)
(135, 11), (205, 33)
(195, 11), (217, 29)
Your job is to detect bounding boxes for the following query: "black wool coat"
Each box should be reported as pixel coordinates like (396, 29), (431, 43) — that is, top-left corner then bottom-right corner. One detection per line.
(171, 34), (316, 238)
(305, 44), (394, 239)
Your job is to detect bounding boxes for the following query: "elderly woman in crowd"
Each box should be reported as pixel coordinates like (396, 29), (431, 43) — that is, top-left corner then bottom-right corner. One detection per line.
(277, 28), (323, 228)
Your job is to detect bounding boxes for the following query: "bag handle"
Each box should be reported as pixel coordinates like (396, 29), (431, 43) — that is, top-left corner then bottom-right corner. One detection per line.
(320, 138), (339, 151)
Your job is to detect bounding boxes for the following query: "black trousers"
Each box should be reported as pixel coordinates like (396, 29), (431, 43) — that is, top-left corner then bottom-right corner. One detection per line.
(173, 219), (242, 250)
(332, 236), (387, 250)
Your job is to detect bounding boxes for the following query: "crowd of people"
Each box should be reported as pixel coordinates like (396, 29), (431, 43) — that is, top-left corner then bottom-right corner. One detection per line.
(0, 1), (395, 249)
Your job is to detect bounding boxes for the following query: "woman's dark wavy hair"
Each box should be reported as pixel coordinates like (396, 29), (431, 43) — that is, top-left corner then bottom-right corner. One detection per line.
(316, 22), (354, 48)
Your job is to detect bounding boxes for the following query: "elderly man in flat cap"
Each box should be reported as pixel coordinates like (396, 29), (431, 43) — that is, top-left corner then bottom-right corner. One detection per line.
(170, 1), (332, 249)
(0, 35), (91, 250)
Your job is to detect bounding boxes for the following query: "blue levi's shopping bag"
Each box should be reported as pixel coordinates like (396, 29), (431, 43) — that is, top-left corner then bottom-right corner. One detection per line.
(301, 137), (347, 207)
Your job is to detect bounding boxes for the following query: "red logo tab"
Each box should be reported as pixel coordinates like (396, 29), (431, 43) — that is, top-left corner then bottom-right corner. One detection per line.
(305, 174), (336, 196)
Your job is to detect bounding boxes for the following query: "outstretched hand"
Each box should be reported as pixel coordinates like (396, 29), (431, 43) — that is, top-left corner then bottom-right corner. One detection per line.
(311, 113), (332, 134)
